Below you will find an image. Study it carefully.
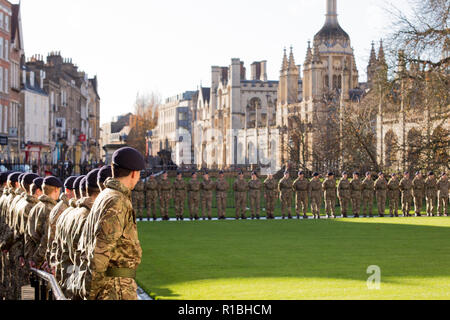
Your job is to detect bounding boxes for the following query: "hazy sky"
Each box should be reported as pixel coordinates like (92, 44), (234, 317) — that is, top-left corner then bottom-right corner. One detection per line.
(13, 0), (410, 125)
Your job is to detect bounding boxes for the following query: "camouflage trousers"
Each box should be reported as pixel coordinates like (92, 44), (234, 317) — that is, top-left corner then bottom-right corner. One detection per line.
(146, 192), (158, 219)
(361, 194), (374, 216)
(325, 197), (336, 217)
(0, 251), (9, 299)
(280, 193), (293, 218)
(89, 277), (138, 300)
(174, 193), (186, 218)
(310, 193), (322, 217)
(339, 196), (350, 216)
(376, 192), (387, 216)
(425, 192), (437, 216)
(413, 194), (424, 215)
(401, 193), (413, 216)
(216, 193), (227, 218)
(388, 192), (400, 216)
(235, 192), (247, 219)
(265, 193), (277, 218)
(160, 193), (171, 219)
(132, 194), (145, 219)
(188, 193), (200, 219)
(437, 194), (448, 216)
(351, 193), (361, 216)
(201, 193), (213, 219)
(249, 192), (261, 218)
(296, 192), (309, 217)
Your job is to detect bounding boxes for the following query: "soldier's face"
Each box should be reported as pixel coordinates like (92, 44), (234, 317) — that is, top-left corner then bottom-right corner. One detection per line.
(353, 175), (358, 179)
(299, 174), (304, 179)
(163, 173), (168, 179)
(192, 174), (197, 180)
(204, 175), (209, 180)
(219, 174), (224, 179)
(343, 174), (348, 179)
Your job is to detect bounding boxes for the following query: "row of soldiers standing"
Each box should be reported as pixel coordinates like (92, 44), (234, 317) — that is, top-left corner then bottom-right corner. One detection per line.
(132, 169), (449, 220)
(0, 146), (148, 300)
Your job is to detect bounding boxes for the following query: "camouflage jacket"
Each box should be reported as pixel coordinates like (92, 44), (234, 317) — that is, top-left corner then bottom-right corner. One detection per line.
(437, 178), (449, 197)
(234, 179), (249, 193)
(132, 180), (145, 195)
(310, 179), (323, 194)
(399, 178), (413, 194)
(67, 197), (94, 265)
(424, 177), (437, 195)
(375, 178), (388, 193)
(201, 179), (215, 196)
(215, 178), (229, 195)
(338, 179), (351, 199)
(32, 195), (57, 266)
(412, 177), (425, 197)
(293, 178), (311, 194)
(173, 179), (187, 197)
(350, 179), (363, 195)
(188, 179), (201, 193)
(387, 179), (400, 195)
(158, 178), (173, 193)
(278, 178), (293, 197)
(362, 178), (374, 197)
(86, 178), (142, 299)
(145, 178), (159, 193)
(322, 179), (337, 200)
(264, 178), (278, 197)
(46, 194), (70, 263)
(248, 179), (262, 196)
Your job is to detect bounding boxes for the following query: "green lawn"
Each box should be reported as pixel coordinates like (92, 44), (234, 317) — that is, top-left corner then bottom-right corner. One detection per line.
(136, 217), (450, 300)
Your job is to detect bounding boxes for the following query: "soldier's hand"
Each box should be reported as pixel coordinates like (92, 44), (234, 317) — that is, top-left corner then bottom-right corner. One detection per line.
(29, 260), (36, 269)
(19, 257), (26, 267)
(2, 250), (8, 255)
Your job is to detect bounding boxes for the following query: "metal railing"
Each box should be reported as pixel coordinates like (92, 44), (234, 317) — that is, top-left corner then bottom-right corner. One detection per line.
(30, 268), (67, 300)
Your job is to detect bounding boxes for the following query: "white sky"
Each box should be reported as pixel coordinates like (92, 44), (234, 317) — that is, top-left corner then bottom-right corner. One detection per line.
(13, 0), (410, 125)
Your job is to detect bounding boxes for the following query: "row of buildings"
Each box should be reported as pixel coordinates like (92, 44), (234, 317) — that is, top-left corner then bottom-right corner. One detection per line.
(144, 0), (449, 174)
(0, 1), (100, 174)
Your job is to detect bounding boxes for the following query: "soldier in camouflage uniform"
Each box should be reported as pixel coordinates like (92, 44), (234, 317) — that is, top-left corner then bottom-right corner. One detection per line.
(375, 173), (387, 217)
(131, 178), (145, 220)
(200, 170), (215, 220)
(145, 172), (159, 221)
(437, 173), (448, 217)
(188, 171), (201, 220)
(310, 173), (322, 219)
(399, 172), (413, 217)
(387, 173), (400, 217)
(361, 172), (375, 217)
(322, 172), (337, 218)
(264, 173), (278, 219)
(234, 171), (248, 220)
(85, 147), (145, 300)
(248, 171), (262, 219)
(158, 171), (172, 221)
(337, 172), (351, 218)
(0, 172), (10, 299)
(293, 171), (310, 219)
(412, 171), (425, 217)
(278, 171), (293, 219)
(424, 172), (438, 217)
(32, 177), (62, 269)
(173, 172), (187, 221)
(350, 172), (362, 218)
(215, 171), (229, 220)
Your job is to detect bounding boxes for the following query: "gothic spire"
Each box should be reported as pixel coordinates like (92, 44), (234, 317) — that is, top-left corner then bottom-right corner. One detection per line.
(281, 47), (288, 72)
(288, 46), (298, 72)
(378, 39), (386, 65)
(325, 0), (338, 26)
(304, 41), (313, 65)
(312, 42), (321, 64)
(369, 41), (377, 66)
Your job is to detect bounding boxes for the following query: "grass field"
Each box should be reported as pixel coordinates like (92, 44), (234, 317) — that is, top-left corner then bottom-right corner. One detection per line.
(136, 217), (450, 300)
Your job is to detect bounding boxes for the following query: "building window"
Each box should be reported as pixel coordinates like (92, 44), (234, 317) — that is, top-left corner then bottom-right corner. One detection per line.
(4, 40), (8, 61)
(0, 67), (3, 93)
(0, 12), (3, 30)
(5, 15), (9, 32)
(4, 68), (7, 93)
(0, 38), (3, 60)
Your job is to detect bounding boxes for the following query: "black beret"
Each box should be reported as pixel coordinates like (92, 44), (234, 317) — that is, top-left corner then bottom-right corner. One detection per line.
(87, 169), (100, 188)
(252, 171), (257, 176)
(353, 172), (360, 176)
(415, 171), (421, 176)
(18, 173), (26, 184)
(378, 172), (384, 176)
(98, 166), (113, 184)
(238, 170), (244, 175)
(391, 173), (397, 177)
(64, 176), (77, 190)
(366, 172), (371, 176)
(342, 171), (348, 175)
(73, 175), (85, 192)
(328, 172), (334, 177)
(0, 171), (10, 184)
(33, 177), (44, 189)
(176, 171), (182, 176)
(44, 176), (63, 188)
(284, 170), (289, 175)
(203, 169), (209, 175)
(442, 172), (447, 177)
(8, 172), (21, 183)
(191, 171), (197, 176)
(23, 173), (40, 185)
(298, 171), (305, 175)
(428, 171), (434, 176)
(162, 170), (167, 174)
(404, 171), (409, 175)
(80, 177), (87, 192)
(219, 170), (224, 175)
(313, 172), (319, 177)
(112, 147), (146, 171)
